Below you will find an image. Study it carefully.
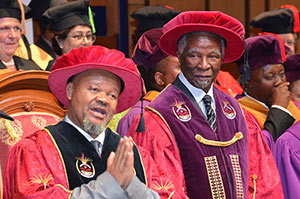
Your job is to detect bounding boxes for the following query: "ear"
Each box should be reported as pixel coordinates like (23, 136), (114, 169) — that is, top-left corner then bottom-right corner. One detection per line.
(55, 36), (64, 49)
(154, 72), (164, 86)
(66, 82), (74, 101)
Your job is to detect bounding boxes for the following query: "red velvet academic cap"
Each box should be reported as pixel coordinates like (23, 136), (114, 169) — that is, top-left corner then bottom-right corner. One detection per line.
(48, 45), (142, 113)
(236, 35), (287, 73)
(284, 54), (300, 83)
(159, 11), (245, 63)
(132, 28), (167, 72)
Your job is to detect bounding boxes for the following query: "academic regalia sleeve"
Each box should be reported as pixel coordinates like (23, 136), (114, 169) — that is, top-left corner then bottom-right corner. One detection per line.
(127, 110), (189, 199)
(263, 107), (295, 141)
(275, 132), (300, 199)
(71, 171), (159, 199)
(3, 131), (72, 199)
(244, 109), (284, 199)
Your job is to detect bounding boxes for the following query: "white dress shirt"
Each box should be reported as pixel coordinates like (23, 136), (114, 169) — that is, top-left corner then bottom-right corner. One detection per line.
(178, 72), (216, 119)
(244, 92), (292, 116)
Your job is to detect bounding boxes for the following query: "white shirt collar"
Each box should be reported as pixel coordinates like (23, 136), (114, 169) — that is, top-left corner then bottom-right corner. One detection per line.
(63, 115), (105, 145)
(244, 92), (269, 110)
(178, 72), (214, 104)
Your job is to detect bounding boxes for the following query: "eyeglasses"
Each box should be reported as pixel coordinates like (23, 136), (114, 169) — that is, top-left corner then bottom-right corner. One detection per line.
(0, 26), (21, 34)
(69, 34), (96, 42)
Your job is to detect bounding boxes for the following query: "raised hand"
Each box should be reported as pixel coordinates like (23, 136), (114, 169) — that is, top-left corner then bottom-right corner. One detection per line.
(272, 82), (291, 108)
(107, 136), (134, 190)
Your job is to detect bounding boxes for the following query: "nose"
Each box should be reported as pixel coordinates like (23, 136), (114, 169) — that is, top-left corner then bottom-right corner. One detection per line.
(197, 57), (210, 70)
(95, 93), (108, 106)
(81, 36), (89, 46)
(274, 74), (285, 87)
(8, 29), (18, 39)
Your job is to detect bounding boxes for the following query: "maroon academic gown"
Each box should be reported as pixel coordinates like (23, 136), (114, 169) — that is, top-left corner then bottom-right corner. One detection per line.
(128, 81), (248, 199)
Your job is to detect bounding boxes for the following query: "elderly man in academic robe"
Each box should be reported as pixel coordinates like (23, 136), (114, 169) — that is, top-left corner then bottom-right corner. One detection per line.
(127, 11), (249, 199)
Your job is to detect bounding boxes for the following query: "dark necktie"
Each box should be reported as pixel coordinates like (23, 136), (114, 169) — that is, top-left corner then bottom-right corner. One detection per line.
(91, 140), (101, 157)
(202, 95), (217, 132)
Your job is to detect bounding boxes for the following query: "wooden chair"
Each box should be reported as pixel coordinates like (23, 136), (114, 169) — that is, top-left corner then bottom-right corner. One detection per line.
(0, 70), (67, 172)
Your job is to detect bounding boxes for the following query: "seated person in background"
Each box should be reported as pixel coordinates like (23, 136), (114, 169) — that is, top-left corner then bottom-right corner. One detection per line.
(284, 54), (300, 103)
(3, 45), (159, 199)
(117, 28), (180, 136)
(28, 0), (67, 60)
(130, 5), (180, 47)
(0, 0), (40, 71)
(41, 0), (96, 70)
(250, 4), (300, 55)
(237, 35), (297, 146)
(14, 0), (66, 70)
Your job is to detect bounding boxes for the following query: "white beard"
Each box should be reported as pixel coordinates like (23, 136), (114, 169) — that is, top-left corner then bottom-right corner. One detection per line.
(83, 115), (109, 136)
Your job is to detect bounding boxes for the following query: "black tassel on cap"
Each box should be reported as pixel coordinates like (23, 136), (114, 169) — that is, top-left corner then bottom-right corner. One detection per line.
(240, 40), (250, 87)
(136, 77), (145, 133)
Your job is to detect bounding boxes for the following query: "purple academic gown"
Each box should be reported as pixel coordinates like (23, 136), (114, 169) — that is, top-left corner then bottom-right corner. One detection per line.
(275, 120), (300, 199)
(148, 84), (248, 199)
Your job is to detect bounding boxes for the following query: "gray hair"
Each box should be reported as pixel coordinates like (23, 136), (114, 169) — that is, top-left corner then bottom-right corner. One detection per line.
(177, 31), (226, 58)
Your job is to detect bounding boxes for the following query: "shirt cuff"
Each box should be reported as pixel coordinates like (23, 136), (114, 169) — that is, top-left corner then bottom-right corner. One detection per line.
(271, 105), (292, 116)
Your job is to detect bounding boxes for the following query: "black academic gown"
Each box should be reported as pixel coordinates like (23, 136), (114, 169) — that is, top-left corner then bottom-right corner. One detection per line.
(0, 56), (41, 71)
(36, 37), (56, 59)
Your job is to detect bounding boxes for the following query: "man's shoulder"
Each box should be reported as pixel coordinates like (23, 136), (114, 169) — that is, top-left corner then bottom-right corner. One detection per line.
(10, 128), (51, 153)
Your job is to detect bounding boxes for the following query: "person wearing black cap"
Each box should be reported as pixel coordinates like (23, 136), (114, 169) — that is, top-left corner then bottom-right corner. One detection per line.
(42, 0), (95, 61)
(116, 28), (180, 136)
(29, 0), (67, 59)
(130, 5), (180, 47)
(12, 2), (56, 70)
(250, 4), (300, 55)
(0, 0), (40, 71)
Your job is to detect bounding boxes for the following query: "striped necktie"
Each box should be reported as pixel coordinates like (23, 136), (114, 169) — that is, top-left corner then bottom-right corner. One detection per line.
(202, 95), (217, 132)
(91, 140), (101, 157)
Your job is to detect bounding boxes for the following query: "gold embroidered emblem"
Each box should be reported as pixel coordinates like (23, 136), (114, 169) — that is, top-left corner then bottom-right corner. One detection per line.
(25, 173), (54, 190)
(0, 119), (23, 146)
(31, 115), (47, 130)
(171, 100), (192, 122)
(151, 179), (175, 191)
(222, 101), (236, 119)
(230, 155), (244, 198)
(204, 156), (226, 199)
(76, 153), (95, 178)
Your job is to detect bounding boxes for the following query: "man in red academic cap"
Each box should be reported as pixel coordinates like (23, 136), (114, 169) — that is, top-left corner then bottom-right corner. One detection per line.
(3, 46), (160, 198)
(127, 11), (248, 199)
